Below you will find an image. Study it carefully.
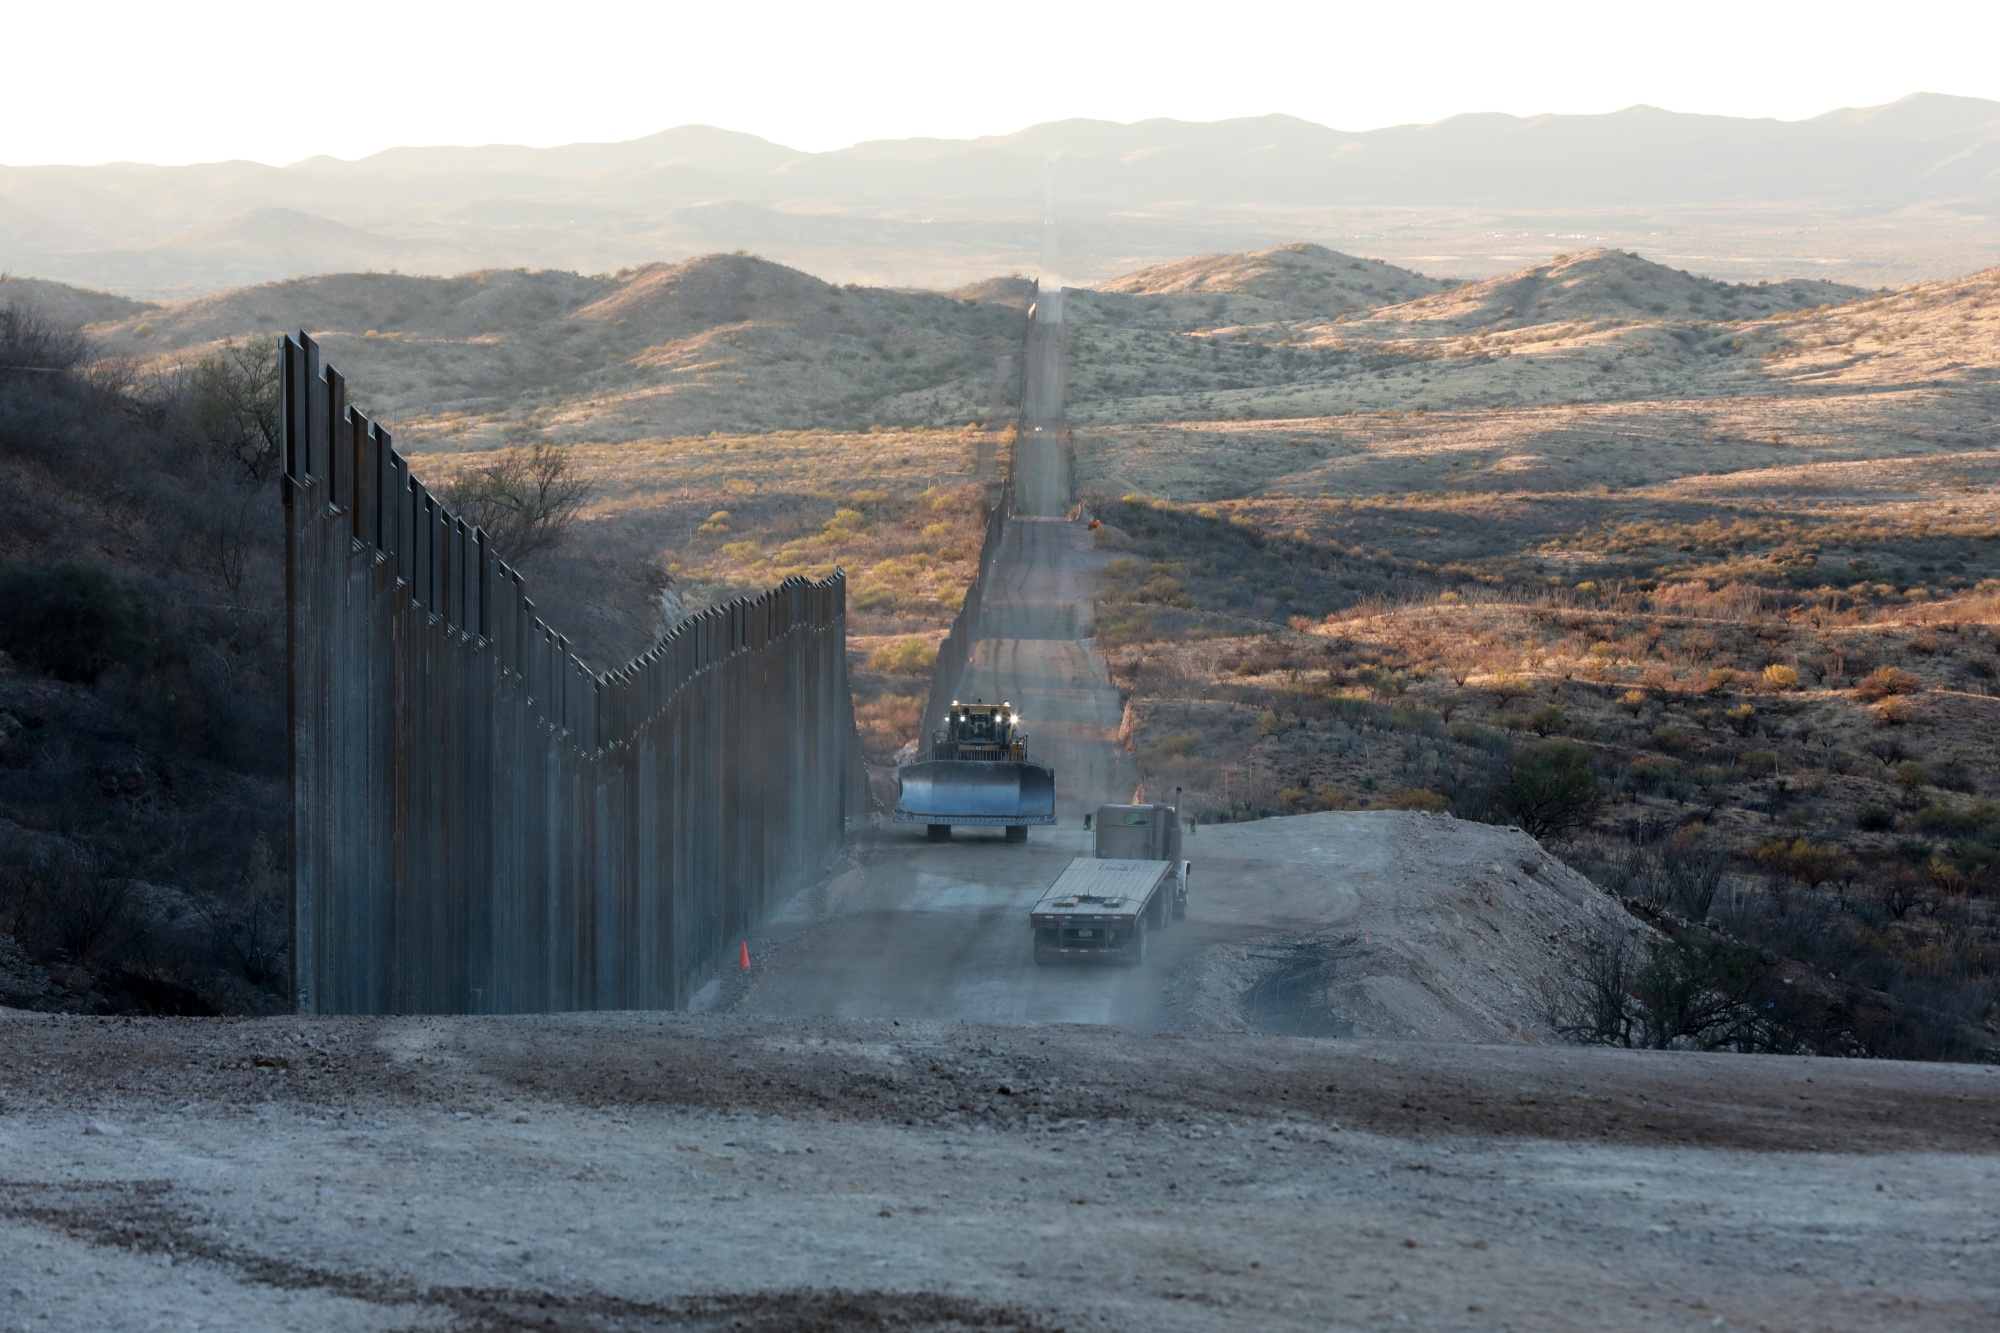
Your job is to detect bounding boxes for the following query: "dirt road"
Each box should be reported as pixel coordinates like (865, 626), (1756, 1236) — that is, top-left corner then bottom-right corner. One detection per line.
(4, 1011), (1996, 1332)
(728, 293), (1182, 1026)
(735, 513), (1171, 1025)
(1015, 289), (1068, 518)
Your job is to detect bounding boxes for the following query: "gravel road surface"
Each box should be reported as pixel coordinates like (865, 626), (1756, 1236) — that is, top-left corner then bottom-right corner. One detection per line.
(3, 1011), (1996, 1331)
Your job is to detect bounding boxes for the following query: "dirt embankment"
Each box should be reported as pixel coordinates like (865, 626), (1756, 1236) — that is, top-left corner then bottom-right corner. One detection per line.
(1168, 810), (1643, 1042)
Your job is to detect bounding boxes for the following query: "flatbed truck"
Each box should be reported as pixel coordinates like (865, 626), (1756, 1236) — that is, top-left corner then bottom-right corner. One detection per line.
(1030, 800), (1189, 965)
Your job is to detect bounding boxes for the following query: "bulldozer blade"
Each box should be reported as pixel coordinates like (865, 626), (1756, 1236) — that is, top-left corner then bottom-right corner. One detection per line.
(894, 759), (1057, 826)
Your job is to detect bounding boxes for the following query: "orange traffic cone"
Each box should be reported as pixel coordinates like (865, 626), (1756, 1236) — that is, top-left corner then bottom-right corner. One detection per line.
(739, 941), (752, 971)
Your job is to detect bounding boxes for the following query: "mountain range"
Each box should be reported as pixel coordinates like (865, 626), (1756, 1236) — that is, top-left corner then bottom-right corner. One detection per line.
(4, 95), (1999, 297)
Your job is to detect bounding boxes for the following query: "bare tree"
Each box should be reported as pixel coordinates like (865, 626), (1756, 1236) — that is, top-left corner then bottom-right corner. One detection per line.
(188, 340), (282, 482)
(1546, 927), (1642, 1046)
(0, 299), (88, 380)
(441, 442), (595, 563)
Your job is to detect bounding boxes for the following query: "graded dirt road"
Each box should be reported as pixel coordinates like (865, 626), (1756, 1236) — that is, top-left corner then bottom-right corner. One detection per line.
(3, 1011), (1997, 1332)
(1014, 289), (1068, 518)
(734, 512), (1174, 1026)
(728, 292), (1189, 1026)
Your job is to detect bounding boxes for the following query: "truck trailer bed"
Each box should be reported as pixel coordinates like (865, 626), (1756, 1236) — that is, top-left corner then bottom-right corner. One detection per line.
(1030, 857), (1176, 964)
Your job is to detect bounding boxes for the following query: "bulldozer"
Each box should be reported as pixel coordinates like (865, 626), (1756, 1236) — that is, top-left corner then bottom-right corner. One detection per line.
(895, 700), (1056, 842)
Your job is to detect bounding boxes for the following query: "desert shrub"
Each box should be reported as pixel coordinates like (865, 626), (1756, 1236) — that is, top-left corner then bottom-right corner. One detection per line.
(1913, 801), (2000, 838)
(0, 560), (154, 683)
(1547, 929), (1643, 1047)
(1522, 704), (1567, 736)
(1448, 720), (1513, 756)
(1855, 666), (1921, 702)
(1387, 705), (1444, 737)
(0, 301), (89, 383)
(1549, 921), (1770, 1050)
(1390, 787), (1451, 813)
(820, 507), (870, 539)
(1625, 757), (1677, 794)
(1630, 932), (1769, 1051)
(1488, 740), (1604, 839)
(1856, 805), (1897, 832)
(1762, 663), (1799, 690)
(1094, 605), (1161, 646)
(867, 637), (937, 675)
(853, 692), (923, 756)
(440, 442), (594, 562)
(1870, 696), (1921, 726)
(1754, 837), (1845, 888)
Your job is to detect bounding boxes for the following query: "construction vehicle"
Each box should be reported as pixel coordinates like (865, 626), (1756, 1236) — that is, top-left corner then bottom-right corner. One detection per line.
(1030, 797), (1189, 965)
(895, 699), (1057, 842)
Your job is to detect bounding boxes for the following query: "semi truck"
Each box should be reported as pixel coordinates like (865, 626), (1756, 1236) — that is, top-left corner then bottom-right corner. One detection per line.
(895, 700), (1057, 842)
(1030, 799), (1189, 965)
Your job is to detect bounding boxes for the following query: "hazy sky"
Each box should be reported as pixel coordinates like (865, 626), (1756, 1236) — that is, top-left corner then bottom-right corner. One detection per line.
(9, 0), (2000, 166)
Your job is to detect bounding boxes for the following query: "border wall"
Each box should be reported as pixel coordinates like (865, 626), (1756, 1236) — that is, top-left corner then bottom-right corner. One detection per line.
(916, 470), (1014, 749)
(283, 333), (863, 1014)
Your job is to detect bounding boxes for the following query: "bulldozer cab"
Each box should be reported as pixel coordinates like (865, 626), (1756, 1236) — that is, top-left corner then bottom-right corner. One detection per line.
(938, 701), (1024, 761)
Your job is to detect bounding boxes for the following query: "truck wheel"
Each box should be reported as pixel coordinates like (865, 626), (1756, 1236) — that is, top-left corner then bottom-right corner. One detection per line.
(926, 824), (952, 842)
(1124, 919), (1148, 966)
(1033, 948), (1053, 967)
(1005, 825), (1028, 842)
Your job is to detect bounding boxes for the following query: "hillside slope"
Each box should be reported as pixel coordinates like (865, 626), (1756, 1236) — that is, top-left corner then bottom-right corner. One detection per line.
(1097, 243), (1439, 312)
(1067, 246), (2000, 1061)
(1063, 247), (1887, 423)
(90, 254), (1030, 443)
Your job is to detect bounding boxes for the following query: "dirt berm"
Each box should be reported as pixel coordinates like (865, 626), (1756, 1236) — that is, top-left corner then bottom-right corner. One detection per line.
(1161, 809), (1638, 1041)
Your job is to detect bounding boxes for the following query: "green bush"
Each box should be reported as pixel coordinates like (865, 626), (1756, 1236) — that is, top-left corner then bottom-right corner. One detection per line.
(0, 560), (154, 683)
(1913, 801), (2000, 838)
(1632, 932), (1764, 1050)
(1856, 805), (1896, 832)
(1489, 740), (1604, 839)
(1626, 757), (1677, 793)
(1448, 720), (1514, 756)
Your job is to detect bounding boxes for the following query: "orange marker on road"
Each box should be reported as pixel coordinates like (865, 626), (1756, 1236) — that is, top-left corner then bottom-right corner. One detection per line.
(739, 941), (752, 971)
